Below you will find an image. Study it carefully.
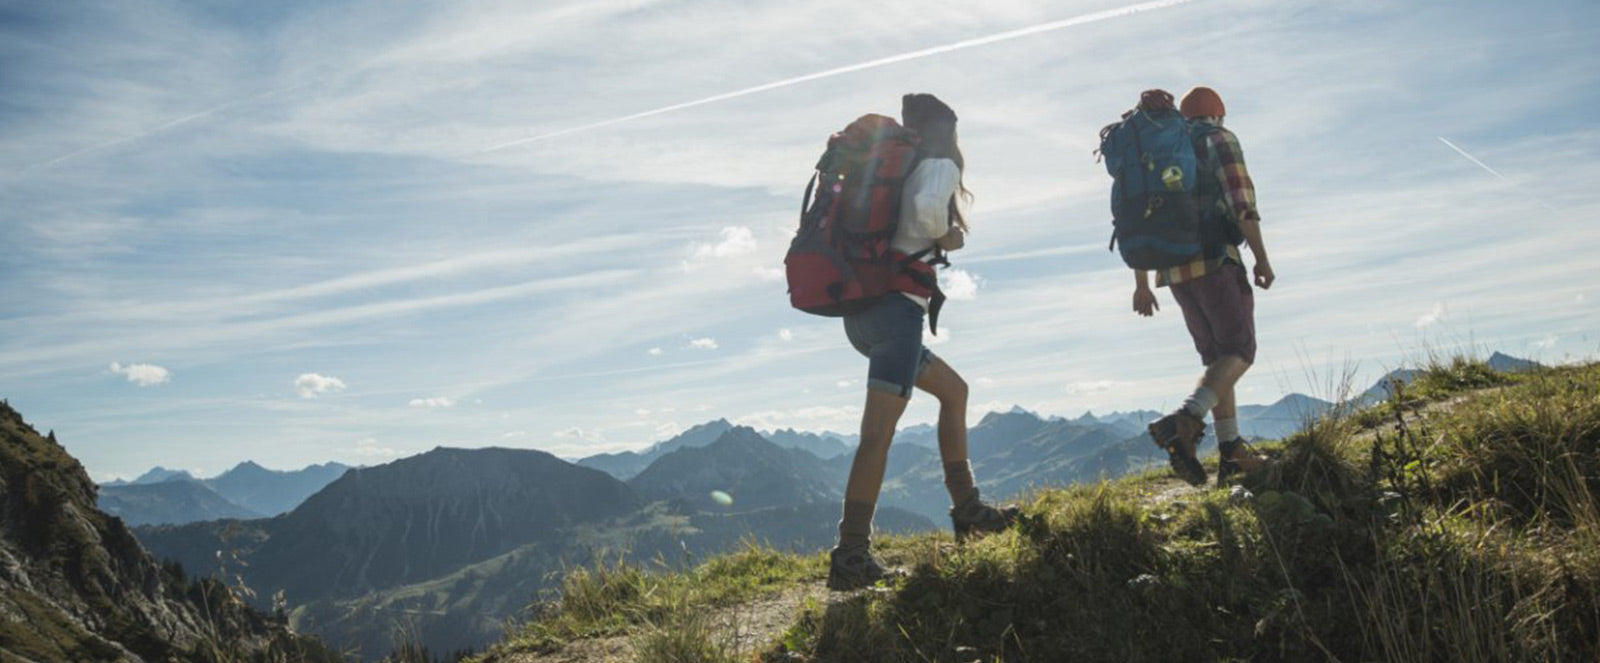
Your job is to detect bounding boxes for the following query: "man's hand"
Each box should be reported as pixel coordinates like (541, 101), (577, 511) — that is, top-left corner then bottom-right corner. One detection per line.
(936, 227), (965, 251)
(1133, 286), (1159, 317)
(1253, 259), (1275, 290)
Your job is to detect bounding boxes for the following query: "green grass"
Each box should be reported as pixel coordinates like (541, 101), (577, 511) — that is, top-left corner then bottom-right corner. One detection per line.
(475, 356), (1600, 663)
(767, 358), (1600, 662)
(1352, 353), (1517, 428)
(472, 540), (824, 660)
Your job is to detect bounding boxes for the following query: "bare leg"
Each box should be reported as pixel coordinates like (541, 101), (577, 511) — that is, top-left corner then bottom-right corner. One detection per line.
(914, 356), (969, 464)
(843, 388), (910, 504)
(1213, 377), (1238, 422)
(1199, 355), (1252, 406)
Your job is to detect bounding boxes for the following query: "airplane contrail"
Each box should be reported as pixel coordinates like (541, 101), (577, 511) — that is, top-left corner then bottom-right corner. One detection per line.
(1437, 136), (1512, 184)
(479, 0), (1199, 153)
(1437, 136), (1557, 212)
(17, 82), (310, 175)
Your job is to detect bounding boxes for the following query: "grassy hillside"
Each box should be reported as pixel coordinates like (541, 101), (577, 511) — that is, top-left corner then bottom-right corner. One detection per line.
(471, 357), (1600, 663)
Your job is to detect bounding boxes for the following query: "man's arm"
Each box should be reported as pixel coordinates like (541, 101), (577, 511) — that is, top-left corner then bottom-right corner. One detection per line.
(1238, 218), (1273, 289)
(1210, 129), (1274, 289)
(1133, 269), (1158, 316)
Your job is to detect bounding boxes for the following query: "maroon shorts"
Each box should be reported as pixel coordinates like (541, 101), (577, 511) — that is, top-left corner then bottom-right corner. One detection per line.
(1169, 262), (1256, 365)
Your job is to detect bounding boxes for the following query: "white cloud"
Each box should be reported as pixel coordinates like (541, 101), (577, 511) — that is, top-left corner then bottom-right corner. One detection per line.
(835, 379), (856, 388)
(353, 438), (401, 458)
(735, 405), (859, 432)
(501, 430), (528, 439)
(647, 347), (664, 356)
(554, 426), (602, 441)
(1415, 302), (1448, 329)
(108, 361), (170, 387)
(294, 373), (347, 399)
(1534, 334), (1558, 350)
(976, 377), (997, 387)
(778, 328), (793, 341)
(754, 266), (785, 282)
(923, 326), (951, 346)
(688, 337), (719, 350)
(940, 268), (981, 301)
(1066, 380), (1120, 396)
(408, 396), (455, 408)
(691, 227), (757, 261)
(634, 408), (652, 416)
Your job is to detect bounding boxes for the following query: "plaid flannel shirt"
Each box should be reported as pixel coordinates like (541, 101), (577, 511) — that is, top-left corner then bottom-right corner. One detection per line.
(1156, 122), (1259, 287)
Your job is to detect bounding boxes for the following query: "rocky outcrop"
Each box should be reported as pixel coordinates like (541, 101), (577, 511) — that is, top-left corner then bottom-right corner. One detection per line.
(0, 400), (335, 662)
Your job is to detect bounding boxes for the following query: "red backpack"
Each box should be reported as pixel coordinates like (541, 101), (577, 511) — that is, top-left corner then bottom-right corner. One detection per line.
(784, 115), (947, 331)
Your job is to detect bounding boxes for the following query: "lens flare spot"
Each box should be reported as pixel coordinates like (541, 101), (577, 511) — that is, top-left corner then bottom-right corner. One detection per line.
(709, 490), (734, 506)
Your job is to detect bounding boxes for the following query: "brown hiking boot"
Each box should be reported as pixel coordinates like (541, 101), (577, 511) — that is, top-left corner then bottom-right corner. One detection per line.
(826, 544), (903, 591)
(950, 492), (1021, 542)
(1149, 410), (1207, 486)
(1217, 437), (1268, 483)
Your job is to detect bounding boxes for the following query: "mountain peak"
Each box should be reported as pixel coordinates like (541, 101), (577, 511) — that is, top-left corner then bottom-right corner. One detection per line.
(132, 466), (195, 484)
(1488, 351), (1542, 373)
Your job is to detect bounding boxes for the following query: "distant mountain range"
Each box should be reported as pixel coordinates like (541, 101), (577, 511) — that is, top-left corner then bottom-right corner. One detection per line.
(97, 460), (352, 526)
(575, 418), (852, 480)
(136, 433), (931, 659)
(97, 479), (264, 526)
(629, 427), (841, 511)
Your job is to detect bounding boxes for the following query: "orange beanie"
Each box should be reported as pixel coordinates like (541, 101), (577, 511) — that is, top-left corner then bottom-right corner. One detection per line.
(1179, 86), (1225, 119)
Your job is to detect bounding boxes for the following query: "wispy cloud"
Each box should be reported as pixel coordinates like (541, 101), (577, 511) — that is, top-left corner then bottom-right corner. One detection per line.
(6, 0), (1598, 479)
(18, 83), (310, 175)
(690, 226), (757, 262)
(688, 337), (719, 350)
(477, 0), (1198, 151)
(1415, 302), (1449, 329)
(352, 437), (402, 458)
(408, 397), (455, 408)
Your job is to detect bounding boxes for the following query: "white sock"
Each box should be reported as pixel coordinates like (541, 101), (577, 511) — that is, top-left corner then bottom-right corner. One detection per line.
(1214, 417), (1240, 442)
(1182, 387), (1219, 418)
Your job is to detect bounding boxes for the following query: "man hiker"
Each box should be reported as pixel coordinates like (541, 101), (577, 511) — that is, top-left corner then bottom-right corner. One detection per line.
(1136, 86), (1272, 485)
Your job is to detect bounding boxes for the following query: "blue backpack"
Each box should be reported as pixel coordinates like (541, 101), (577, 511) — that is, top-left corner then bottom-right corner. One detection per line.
(1098, 90), (1203, 270)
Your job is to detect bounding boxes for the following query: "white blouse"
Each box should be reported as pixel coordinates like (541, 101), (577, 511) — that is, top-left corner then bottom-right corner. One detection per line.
(892, 157), (960, 309)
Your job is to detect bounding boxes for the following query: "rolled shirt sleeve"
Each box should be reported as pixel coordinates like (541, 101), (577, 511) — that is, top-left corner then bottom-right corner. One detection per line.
(1208, 130), (1260, 224)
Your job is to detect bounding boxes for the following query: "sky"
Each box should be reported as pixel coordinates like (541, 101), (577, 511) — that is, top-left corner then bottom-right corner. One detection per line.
(2, 0), (1597, 481)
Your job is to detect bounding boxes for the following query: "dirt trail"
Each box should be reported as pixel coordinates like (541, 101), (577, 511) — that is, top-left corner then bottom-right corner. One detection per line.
(499, 582), (828, 663)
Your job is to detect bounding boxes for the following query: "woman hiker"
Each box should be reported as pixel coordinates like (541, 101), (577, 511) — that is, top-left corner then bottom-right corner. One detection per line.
(828, 93), (1018, 591)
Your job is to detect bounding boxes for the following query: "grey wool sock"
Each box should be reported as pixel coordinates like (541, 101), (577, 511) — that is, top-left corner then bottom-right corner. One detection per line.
(1182, 386), (1219, 419)
(837, 500), (875, 549)
(943, 460), (978, 507)
(1214, 417), (1240, 442)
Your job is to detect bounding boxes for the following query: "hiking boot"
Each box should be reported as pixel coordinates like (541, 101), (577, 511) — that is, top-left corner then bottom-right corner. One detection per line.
(1217, 437), (1267, 483)
(950, 494), (1021, 542)
(826, 544), (899, 591)
(1149, 410), (1207, 486)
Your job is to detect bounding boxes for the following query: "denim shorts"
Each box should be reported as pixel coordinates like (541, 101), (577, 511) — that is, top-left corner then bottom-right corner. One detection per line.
(843, 294), (935, 398)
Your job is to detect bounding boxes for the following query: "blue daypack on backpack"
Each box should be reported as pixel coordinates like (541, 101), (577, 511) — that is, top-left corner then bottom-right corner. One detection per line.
(1098, 90), (1203, 270)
